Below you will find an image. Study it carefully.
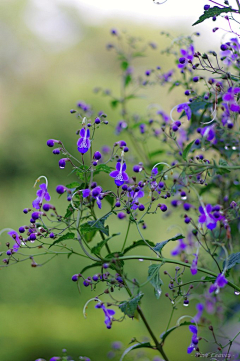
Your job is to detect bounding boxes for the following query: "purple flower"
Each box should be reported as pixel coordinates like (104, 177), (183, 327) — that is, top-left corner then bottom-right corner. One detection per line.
(222, 87), (240, 112)
(209, 273), (228, 294)
(110, 161), (129, 186)
(32, 183), (51, 210)
(82, 186), (103, 209)
(190, 253), (198, 275)
(8, 230), (21, 253)
(95, 304), (115, 329)
(198, 204), (217, 230)
(47, 139), (60, 147)
(177, 103), (191, 120)
(193, 303), (204, 323)
(128, 190), (144, 210)
(117, 212), (126, 220)
(201, 125), (216, 143)
(159, 69), (174, 84)
(77, 128), (91, 154)
(187, 325), (198, 354)
(157, 110), (170, 123)
(178, 44), (194, 69)
(115, 120), (127, 135)
(171, 238), (187, 256)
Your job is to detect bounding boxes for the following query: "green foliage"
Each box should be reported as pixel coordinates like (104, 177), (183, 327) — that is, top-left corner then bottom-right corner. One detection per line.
(153, 234), (185, 253)
(123, 239), (155, 254)
(223, 252), (240, 270)
(80, 213), (112, 238)
(192, 6), (236, 26)
(119, 292), (144, 318)
(120, 342), (153, 361)
(182, 140), (195, 161)
(91, 233), (120, 256)
(160, 321), (195, 342)
(147, 264), (163, 299)
(49, 232), (75, 248)
(93, 164), (114, 175)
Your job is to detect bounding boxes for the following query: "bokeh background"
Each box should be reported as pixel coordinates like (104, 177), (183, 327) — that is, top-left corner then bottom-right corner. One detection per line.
(0, 0), (231, 360)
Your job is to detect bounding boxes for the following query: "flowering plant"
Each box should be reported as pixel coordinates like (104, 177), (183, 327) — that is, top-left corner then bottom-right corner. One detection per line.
(1, 1), (240, 360)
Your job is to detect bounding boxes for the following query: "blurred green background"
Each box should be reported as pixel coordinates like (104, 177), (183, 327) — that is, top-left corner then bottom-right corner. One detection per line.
(0, 1), (219, 360)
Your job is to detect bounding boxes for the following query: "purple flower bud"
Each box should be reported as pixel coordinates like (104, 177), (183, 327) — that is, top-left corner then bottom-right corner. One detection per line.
(43, 204), (50, 211)
(175, 121), (181, 127)
(195, 139), (200, 145)
(70, 109), (76, 113)
(53, 148), (61, 154)
(220, 44), (228, 51)
(115, 201), (121, 207)
(31, 212), (40, 220)
(185, 90), (190, 96)
(19, 226), (25, 233)
(193, 76), (199, 82)
(92, 274), (99, 281)
(133, 165), (142, 173)
(94, 151), (102, 160)
(47, 139), (60, 147)
(111, 28), (118, 35)
(145, 70), (151, 76)
(103, 263), (109, 269)
(123, 146), (129, 152)
(185, 217), (191, 224)
(138, 204), (145, 211)
(30, 218), (35, 223)
(172, 125), (179, 132)
(72, 274), (79, 282)
(212, 15), (217, 21)
(183, 203), (191, 211)
(23, 208), (29, 214)
(171, 200), (179, 207)
(59, 158), (67, 169)
(30, 233), (36, 241)
(6, 250), (12, 256)
(83, 280), (90, 287)
(117, 212), (126, 219)
(160, 204), (167, 212)
(93, 161), (98, 166)
(56, 185), (66, 194)
(95, 117), (101, 124)
(204, 4), (210, 10)
(119, 140), (127, 147)
(49, 233), (55, 238)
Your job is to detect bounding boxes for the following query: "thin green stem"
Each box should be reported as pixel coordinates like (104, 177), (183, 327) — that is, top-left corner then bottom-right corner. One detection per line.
(165, 307), (175, 334)
(121, 220), (131, 252)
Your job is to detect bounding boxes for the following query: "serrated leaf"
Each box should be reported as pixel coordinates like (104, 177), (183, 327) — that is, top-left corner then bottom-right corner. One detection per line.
(123, 240), (155, 254)
(93, 164), (114, 175)
(81, 213), (111, 237)
(49, 232), (75, 248)
(154, 234), (185, 253)
(148, 264), (163, 299)
(193, 6), (236, 26)
(119, 292), (144, 318)
(182, 140), (195, 161)
(223, 252), (240, 270)
(120, 342), (153, 361)
(65, 182), (82, 189)
(160, 321), (195, 342)
(91, 233), (120, 256)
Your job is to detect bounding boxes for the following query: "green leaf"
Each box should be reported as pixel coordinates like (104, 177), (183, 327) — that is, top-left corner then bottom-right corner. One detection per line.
(120, 342), (153, 361)
(193, 6), (236, 26)
(182, 140), (195, 161)
(91, 233), (120, 256)
(160, 321), (195, 342)
(219, 159), (228, 167)
(80, 262), (102, 274)
(81, 213), (111, 237)
(93, 164), (114, 175)
(119, 292), (144, 318)
(124, 74), (132, 87)
(153, 234), (185, 253)
(148, 149), (164, 158)
(105, 195), (114, 207)
(123, 240), (155, 254)
(148, 264), (163, 299)
(65, 182), (82, 189)
(111, 99), (119, 108)
(223, 252), (240, 270)
(121, 61), (129, 70)
(64, 204), (75, 219)
(84, 230), (97, 243)
(49, 232), (75, 248)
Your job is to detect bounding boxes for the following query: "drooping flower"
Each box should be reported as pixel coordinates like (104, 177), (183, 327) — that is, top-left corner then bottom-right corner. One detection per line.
(177, 103), (192, 120)
(95, 304), (115, 329)
(187, 325), (198, 354)
(190, 252), (199, 275)
(198, 204), (217, 230)
(201, 125), (216, 143)
(171, 238), (187, 256)
(110, 161), (129, 186)
(178, 44), (195, 69)
(209, 273), (228, 294)
(82, 186), (104, 209)
(222, 87), (240, 112)
(8, 230), (21, 253)
(193, 303), (204, 323)
(32, 183), (51, 210)
(77, 128), (91, 154)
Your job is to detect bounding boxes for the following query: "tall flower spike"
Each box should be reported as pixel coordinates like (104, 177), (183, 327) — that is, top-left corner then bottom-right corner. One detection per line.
(77, 128), (91, 154)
